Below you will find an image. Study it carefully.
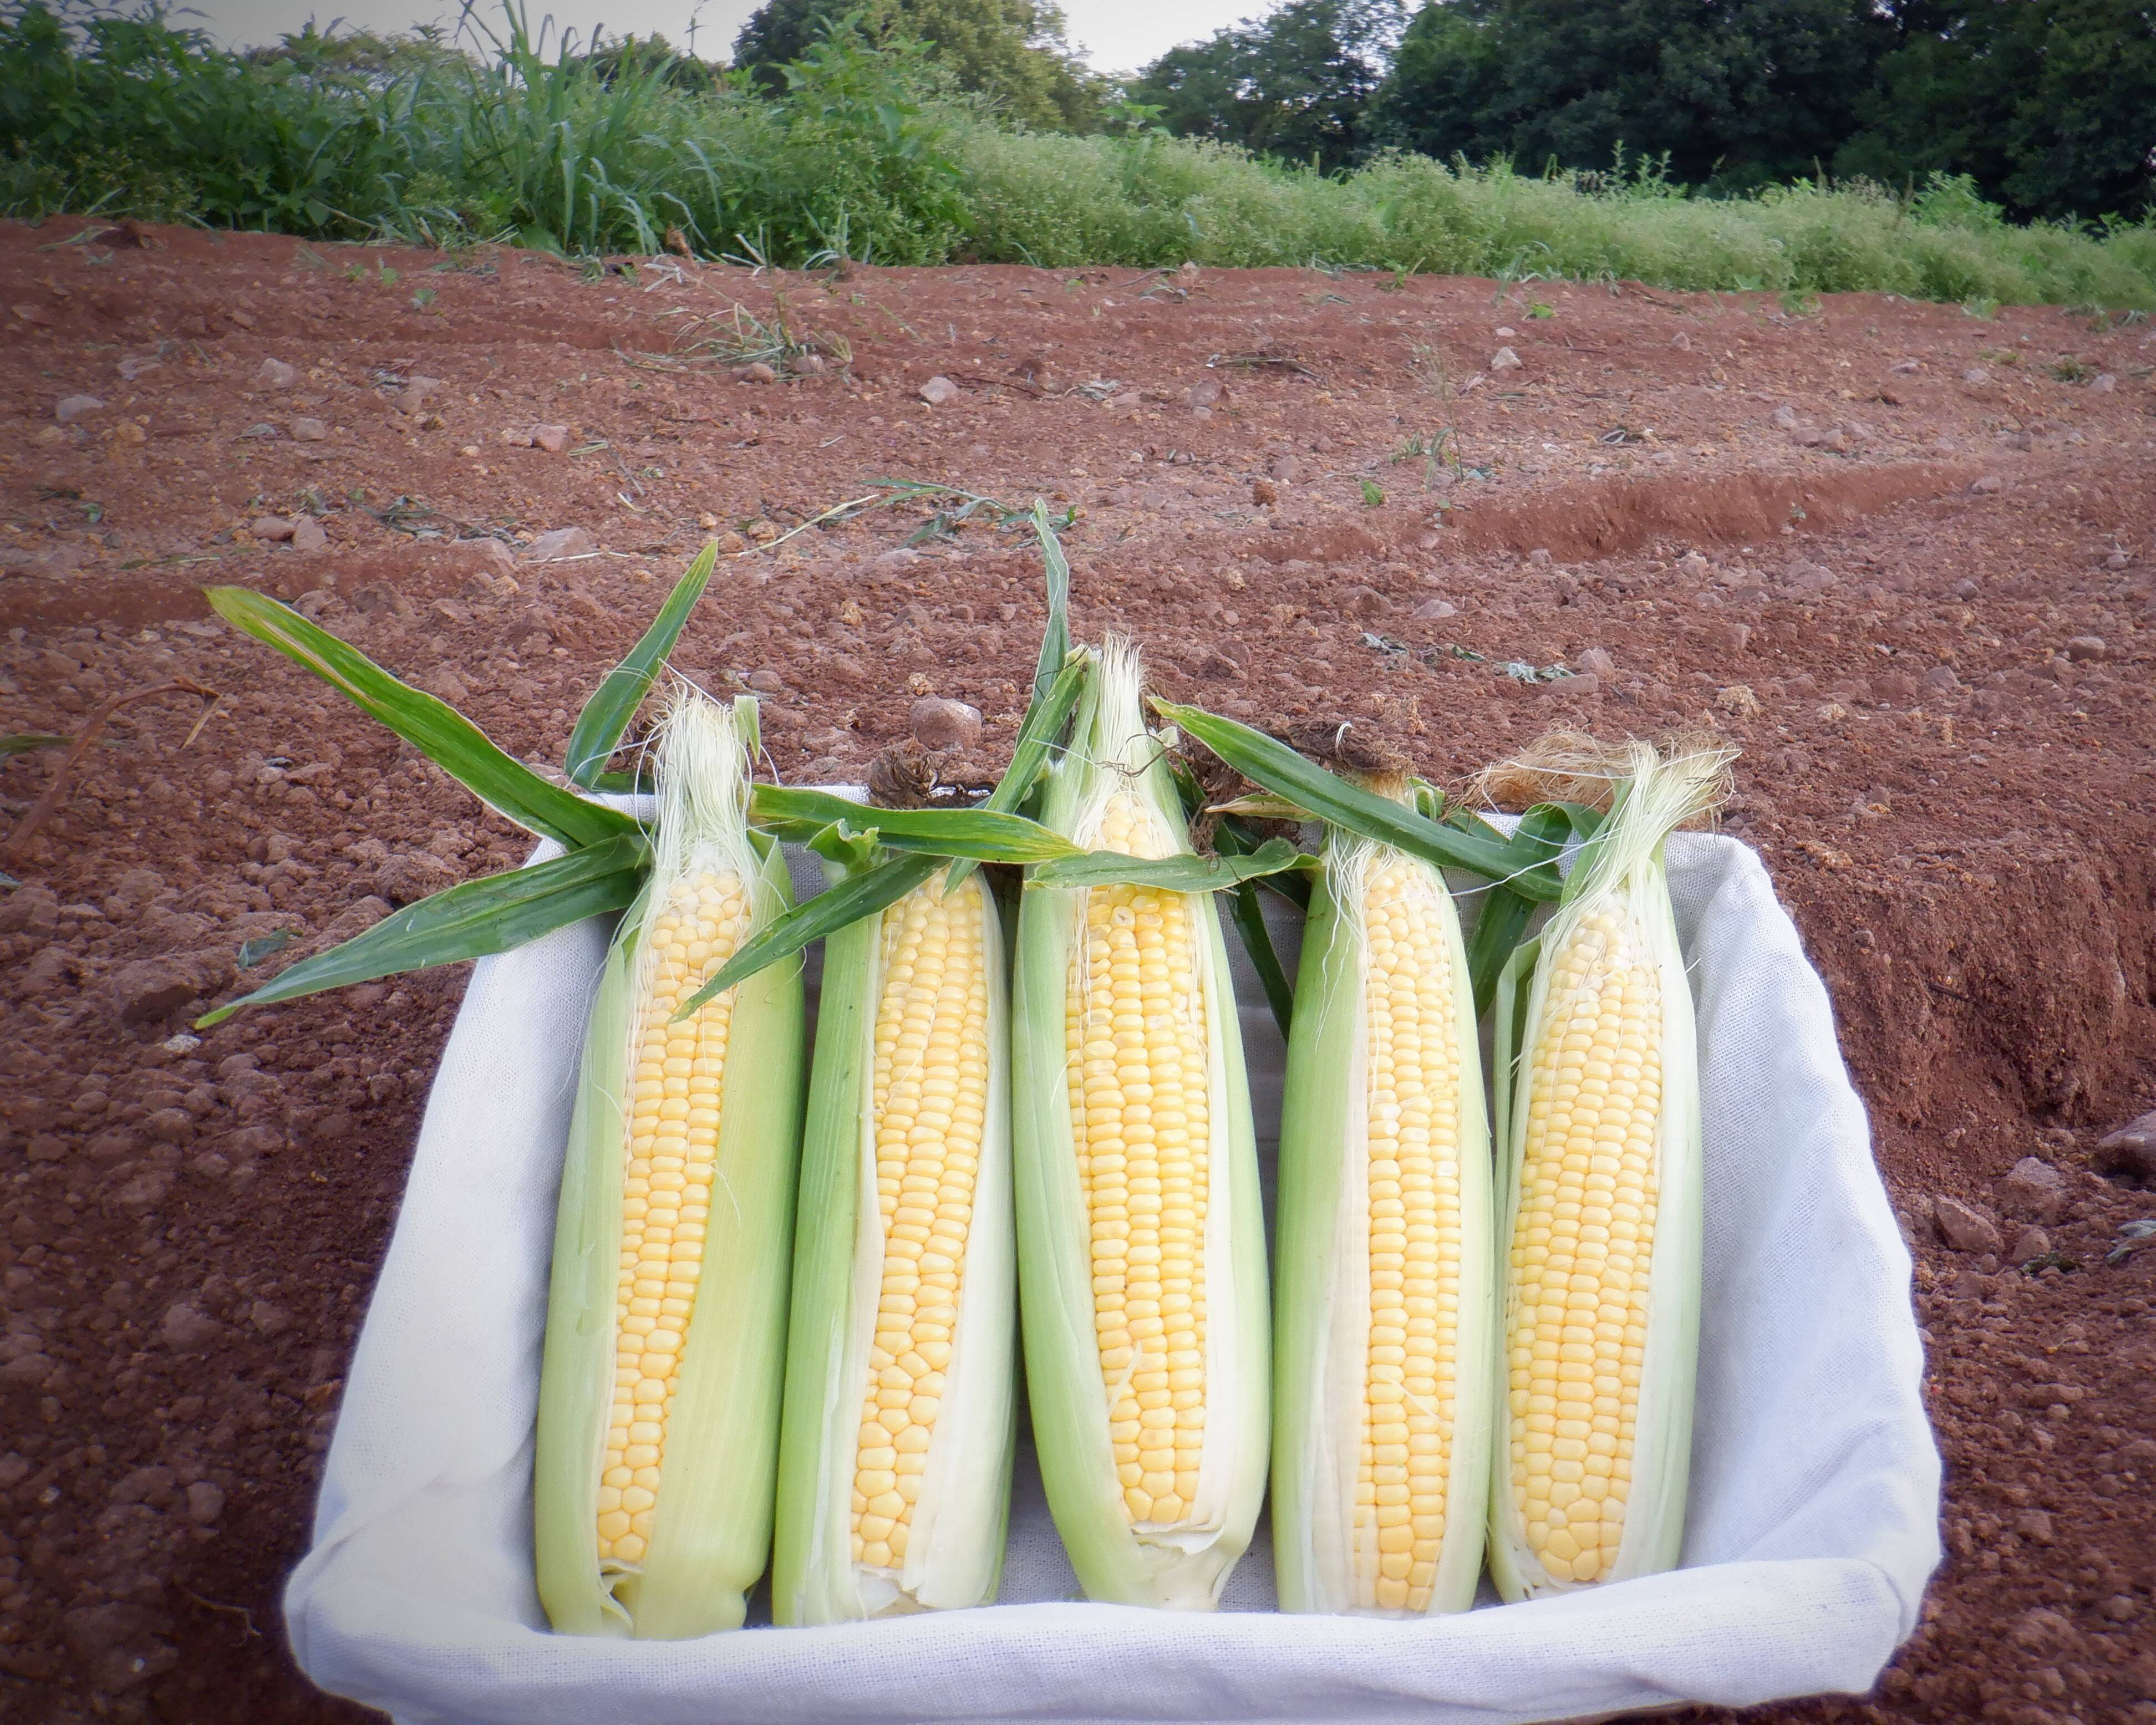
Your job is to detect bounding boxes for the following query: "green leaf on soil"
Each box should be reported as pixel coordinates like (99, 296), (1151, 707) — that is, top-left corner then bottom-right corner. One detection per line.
(2, 734), (70, 758)
(205, 586), (638, 851)
(235, 929), (296, 969)
(195, 832), (650, 1027)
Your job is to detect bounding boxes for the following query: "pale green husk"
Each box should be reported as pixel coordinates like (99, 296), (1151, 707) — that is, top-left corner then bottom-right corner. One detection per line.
(772, 865), (1015, 1624)
(1486, 742), (1722, 1602)
(533, 693), (806, 1639)
(1011, 637), (1269, 1610)
(1273, 828), (1496, 1616)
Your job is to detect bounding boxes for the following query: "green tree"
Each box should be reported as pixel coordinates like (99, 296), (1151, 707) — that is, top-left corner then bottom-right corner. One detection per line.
(1838, 0), (2156, 221)
(1129, 0), (1403, 171)
(1367, 0), (1891, 191)
(733, 0), (1103, 130)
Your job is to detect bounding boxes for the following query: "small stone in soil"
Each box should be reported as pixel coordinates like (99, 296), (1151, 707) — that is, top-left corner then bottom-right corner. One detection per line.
(910, 696), (983, 752)
(918, 375), (960, 406)
(2008, 1225), (2051, 1266)
(56, 394), (106, 424)
(2094, 1110), (2156, 1180)
(523, 526), (594, 563)
(1933, 1194), (2005, 1254)
(2000, 1155), (2068, 1223)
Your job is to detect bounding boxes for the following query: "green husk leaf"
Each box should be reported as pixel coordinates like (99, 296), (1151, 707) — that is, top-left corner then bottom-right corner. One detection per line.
(563, 542), (718, 787)
(1167, 757), (1299, 1040)
(683, 851), (940, 1014)
(2, 734), (70, 758)
(804, 821), (881, 872)
(750, 786), (1079, 862)
(1030, 499), (1071, 709)
(1228, 879), (1295, 1040)
(194, 832), (649, 1026)
(1461, 803), (1572, 1017)
(1156, 701), (1558, 897)
(1028, 836), (1306, 893)
(205, 586), (638, 851)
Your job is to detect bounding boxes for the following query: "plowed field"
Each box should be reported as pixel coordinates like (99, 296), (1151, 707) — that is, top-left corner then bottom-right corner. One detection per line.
(3, 221), (2153, 1725)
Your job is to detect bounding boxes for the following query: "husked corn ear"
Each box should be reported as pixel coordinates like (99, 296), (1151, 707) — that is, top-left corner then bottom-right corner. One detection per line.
(1069, 796), (1214, 1529)
(536, 690), (806, 1640)
(1012, 638), (1268, 1610)
(1487, 741), (1726, 1602)
(775, 866), (1014, 1624)
(1503, 907), (1658, 1586)
(600, 871), (750, 1568)
(1274, 811), (1494, 1617)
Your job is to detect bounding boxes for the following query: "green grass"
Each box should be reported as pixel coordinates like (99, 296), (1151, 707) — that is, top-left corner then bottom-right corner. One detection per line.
(6, 1), (2153, 309)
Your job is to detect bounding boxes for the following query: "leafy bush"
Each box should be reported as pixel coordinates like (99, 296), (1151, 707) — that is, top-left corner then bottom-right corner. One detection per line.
(2, 0), (2150, 307)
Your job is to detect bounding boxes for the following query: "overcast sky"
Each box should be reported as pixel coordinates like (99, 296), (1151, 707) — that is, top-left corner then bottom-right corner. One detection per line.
(185, 0), (1255, 75)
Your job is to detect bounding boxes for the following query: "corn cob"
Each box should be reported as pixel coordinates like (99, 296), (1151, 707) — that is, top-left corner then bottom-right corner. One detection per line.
(1011, 638), (1268, 1610)
(1487, 741), (1725, 1600)
(1273, 780), (1496, 1616)
(534, 690), (805, 1639)
(773, 853), (1015, 1623)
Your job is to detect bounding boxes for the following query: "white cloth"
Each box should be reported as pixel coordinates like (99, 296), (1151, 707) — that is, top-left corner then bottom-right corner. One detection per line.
(284, 831), (1940, 1725)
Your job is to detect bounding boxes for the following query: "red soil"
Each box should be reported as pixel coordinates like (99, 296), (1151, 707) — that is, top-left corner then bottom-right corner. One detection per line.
(2, 220), (2153, 1725)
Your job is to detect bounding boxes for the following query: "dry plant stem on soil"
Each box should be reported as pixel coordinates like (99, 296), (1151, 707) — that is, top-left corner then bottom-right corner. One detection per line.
(2, 678), (218, 858)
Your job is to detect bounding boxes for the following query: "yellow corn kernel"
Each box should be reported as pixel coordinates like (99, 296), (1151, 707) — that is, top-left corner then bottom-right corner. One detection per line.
(848, 873), (993, 1571)
(1351, 855), (1462, 1614)
(1503, 907), (1659, 1587)
(599, 869), (750, 1568)
(1066, 790), (1211, 1528)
